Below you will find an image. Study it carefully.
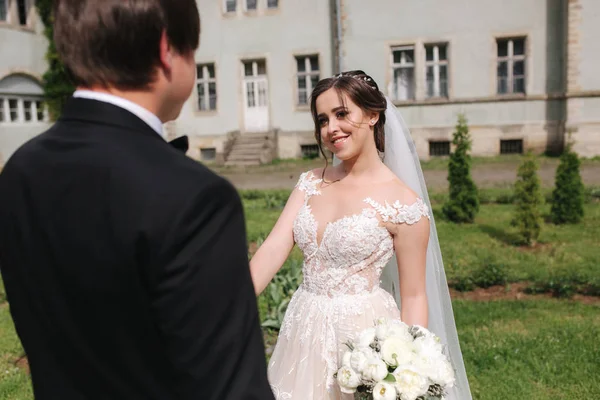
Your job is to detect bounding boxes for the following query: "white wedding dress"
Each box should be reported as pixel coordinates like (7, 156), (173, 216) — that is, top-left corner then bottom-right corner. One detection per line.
(268, 170), (430, 399)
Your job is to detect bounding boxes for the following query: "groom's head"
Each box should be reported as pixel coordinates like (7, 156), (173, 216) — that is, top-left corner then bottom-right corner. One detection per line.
(53, 0), (200, 121)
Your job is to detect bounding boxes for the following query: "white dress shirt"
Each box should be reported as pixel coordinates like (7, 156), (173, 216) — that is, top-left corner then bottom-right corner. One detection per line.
(73, 90), (165, 140)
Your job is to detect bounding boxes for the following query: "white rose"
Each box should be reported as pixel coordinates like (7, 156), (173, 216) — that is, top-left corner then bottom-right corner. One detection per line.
(393, 365), (430, 400)
(336, 366), (361, 394)
(362, 357), (389, 382)
(342, 351), (352, 368)
(380, 336), (415, 367)
(430, 359), (455, 387)
(412, 336), (444, 363)
(375, 318), (391, 340)
(387, 322), (414, 343)
(350, 349), (370, 373)
(373, 381), (397, 400)
(357, 327), (376, 349)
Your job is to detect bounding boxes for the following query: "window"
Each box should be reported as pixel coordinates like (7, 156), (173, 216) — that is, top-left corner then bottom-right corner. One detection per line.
(0, 97), (46, 123)
(23, 100), (33, 121)
(196, 63), (217, 111)
(245, 0), (257, 11)
(497, 37), (526, 94)
(267, 0), (279, 8)
(301, 144), (320, 159)
(429, 141), (450, 156)
(0, 0), (8, 21)
(500, 139), (523, 154)
(200, 148), (216, 161)
(36, 101), (44, 121)
(225, 0), (236, 13)
(425, 44), (448, 98)
(390, 46), (415, 101)
(295, 55), (319, 106)
(8, 99), (18, 121)
(17, 0), (28, 25)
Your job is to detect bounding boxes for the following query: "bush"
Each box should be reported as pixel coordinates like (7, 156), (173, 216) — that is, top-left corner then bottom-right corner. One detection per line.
(442, 114), (480, 223)
(550, 144), (585, 224)
(36, 0), (75, 120)
(512, 153), (544, 246)
(259, 259), (303, 330)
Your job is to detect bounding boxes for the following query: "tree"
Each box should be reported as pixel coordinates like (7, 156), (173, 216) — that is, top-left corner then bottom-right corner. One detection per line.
(550, 142), (585, 224)
(512, 153), (544, 246)
(442, 114), (479, 223)
(36, 0), (74, 120)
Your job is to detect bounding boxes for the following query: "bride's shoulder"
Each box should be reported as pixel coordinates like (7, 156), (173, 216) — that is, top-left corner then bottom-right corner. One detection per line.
(364, 179), (430, 225)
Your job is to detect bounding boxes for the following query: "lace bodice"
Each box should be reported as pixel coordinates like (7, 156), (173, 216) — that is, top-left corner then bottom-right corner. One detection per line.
(292, 171), (430, 298)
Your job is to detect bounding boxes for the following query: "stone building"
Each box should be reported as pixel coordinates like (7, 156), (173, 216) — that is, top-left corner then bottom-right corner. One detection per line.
(1, 0), (598, 165)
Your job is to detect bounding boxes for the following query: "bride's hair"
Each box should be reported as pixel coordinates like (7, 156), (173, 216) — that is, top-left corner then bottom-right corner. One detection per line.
(309, 70), (387, 164)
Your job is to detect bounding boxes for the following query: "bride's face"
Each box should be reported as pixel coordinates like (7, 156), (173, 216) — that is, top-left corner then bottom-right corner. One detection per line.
(315, 88), (377, 161)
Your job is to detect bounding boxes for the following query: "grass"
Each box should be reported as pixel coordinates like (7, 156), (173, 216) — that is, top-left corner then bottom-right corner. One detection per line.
(0, 302), (32, 400)
(454, 299), (600, 399)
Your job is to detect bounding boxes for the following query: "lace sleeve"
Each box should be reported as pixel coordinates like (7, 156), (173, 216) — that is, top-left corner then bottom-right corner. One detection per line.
(295, 171), (322, 198)
(363, 197), (430, 225)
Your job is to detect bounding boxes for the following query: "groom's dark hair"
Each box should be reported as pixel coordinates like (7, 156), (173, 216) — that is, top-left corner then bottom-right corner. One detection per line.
(53, 0), (200, 89)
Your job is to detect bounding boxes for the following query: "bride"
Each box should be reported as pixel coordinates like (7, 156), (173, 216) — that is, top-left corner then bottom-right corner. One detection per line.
(250, 70), (471, 400)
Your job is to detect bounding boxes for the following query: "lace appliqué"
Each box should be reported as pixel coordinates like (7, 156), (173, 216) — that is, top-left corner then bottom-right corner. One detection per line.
(270, 385), (292, 399)
(295, 171), (322, 198)
(363, 197), (430, 225)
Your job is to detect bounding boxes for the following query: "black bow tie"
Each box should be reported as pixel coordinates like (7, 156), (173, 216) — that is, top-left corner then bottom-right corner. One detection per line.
(169, 135), (189, 153)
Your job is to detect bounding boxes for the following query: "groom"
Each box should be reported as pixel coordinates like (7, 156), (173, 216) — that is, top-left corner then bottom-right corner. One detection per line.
(0, 1), (273, 399)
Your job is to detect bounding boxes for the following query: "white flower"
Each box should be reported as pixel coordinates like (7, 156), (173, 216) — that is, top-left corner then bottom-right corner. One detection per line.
(336, 366), (361, 394)
(342, 351), (352, 368)
(430, 359), (455, 387)
(380, 336), (415, 367)
(387, 321), (414, 343)
(412, 336), (444, 364)
(373, 381), (397, 400)
(375, 318), (391, 340)
(357, 327), (376, 349)
(349, 349), (370, 373)
(393, 365), (430, 400)
(362, 357), (389, 382)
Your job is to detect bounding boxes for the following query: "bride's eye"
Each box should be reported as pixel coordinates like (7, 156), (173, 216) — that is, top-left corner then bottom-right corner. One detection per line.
(336, 110), (348, 119)
(318, 117), (328, 126)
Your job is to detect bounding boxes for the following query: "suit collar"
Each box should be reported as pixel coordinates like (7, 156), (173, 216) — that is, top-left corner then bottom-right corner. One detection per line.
(72, 90), (165, 139)
(60, 97), (164, 143)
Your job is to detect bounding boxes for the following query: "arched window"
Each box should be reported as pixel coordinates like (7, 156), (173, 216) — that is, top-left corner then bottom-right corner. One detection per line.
(0, 74), (48, 124)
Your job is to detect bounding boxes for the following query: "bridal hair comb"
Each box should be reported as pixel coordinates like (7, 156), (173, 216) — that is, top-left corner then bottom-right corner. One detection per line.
(334, 73), (377, 88)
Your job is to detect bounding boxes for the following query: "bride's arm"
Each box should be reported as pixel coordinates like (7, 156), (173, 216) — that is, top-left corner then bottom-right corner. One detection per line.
(387, 216), (430, 327)
(250, 186), (305, 295)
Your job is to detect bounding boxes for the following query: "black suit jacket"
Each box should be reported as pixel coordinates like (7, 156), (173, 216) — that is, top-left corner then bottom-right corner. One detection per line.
(0, 98), (274, 400)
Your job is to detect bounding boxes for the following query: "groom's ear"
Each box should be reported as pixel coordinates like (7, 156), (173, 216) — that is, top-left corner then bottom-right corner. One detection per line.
(159, 31), (173, 76)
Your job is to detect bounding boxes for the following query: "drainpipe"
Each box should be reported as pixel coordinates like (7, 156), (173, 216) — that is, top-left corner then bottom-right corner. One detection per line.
(330, 0), (342, 74)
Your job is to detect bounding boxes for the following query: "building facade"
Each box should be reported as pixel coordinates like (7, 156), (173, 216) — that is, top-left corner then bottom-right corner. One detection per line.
(1, 0), (599, 165)
(0, 0), (51, 165)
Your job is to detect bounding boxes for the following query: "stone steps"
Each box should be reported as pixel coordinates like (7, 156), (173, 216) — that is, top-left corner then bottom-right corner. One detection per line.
(224, 132), (274, 166)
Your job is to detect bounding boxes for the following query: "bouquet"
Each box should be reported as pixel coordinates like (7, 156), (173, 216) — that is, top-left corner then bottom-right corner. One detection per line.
(335, 318), (455, 400)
